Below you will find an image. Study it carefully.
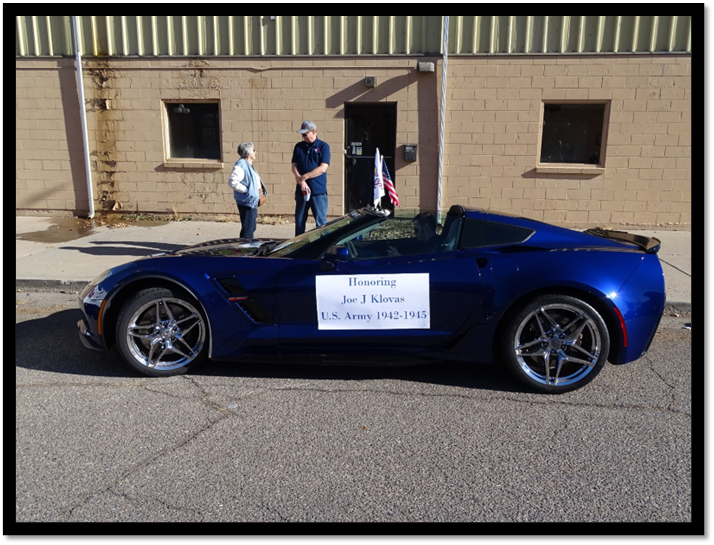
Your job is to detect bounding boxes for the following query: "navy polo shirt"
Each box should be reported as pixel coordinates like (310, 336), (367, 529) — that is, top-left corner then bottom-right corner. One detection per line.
(291, 137), (331, 195)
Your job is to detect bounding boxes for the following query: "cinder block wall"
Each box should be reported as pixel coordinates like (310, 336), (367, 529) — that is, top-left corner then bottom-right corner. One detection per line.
(443, 56), (691, 227)
(16, 55), (690, 228)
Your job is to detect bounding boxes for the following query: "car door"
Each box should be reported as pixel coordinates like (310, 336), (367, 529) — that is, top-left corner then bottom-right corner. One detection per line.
(273, 249), (482, 355)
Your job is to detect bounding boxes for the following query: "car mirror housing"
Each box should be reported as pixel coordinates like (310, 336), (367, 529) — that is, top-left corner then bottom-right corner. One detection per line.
(321, 246), (350, 270)
(325, 246), (350, 260)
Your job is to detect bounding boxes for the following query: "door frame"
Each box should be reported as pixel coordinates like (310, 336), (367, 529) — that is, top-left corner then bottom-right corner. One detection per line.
(343, 102), (397, 213)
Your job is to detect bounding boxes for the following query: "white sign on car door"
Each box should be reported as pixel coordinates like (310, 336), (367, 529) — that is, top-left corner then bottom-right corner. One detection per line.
(316, 273), (430, 330)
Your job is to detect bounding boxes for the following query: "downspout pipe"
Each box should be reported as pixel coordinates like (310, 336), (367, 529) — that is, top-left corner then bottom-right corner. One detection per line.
(71, 16), (94, 219)
(436, 16), (449, 220)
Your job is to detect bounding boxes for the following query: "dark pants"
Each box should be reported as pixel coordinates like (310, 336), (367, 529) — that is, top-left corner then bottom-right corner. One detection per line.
(237, 205), (258, 239)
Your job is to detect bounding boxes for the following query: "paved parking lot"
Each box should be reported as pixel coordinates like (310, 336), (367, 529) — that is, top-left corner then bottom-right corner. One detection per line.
(14, 291), (695, 526)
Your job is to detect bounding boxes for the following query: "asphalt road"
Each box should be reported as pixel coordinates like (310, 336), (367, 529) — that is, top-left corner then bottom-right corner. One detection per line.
(14, 291), (695, 526)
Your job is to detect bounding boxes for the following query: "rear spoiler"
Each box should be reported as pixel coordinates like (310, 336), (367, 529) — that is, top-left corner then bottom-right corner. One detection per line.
(583, 228), (661, 254)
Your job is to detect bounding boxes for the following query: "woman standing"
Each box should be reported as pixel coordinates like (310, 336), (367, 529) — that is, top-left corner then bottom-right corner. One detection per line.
(228, 142), (266, 239)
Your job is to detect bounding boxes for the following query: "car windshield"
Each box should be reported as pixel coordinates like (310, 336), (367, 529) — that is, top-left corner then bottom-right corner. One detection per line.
(268, 209), (376, 258)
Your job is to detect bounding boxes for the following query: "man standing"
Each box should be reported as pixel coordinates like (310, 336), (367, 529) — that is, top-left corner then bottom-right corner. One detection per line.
(291, 121), (331, 236)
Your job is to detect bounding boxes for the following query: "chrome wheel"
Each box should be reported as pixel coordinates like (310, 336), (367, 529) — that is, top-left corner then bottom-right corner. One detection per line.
(504, 295), (609, 393)
(117, 288), (207, 376)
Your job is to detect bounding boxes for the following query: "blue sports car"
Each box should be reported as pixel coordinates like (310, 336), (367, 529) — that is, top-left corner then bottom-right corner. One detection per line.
(77, 205), (665, 393)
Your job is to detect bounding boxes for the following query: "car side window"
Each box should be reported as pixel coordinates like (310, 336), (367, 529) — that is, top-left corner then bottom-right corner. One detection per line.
(459, 218), (534, 249)
(328, 218), (412, 259)
(328, 218), (445, 260)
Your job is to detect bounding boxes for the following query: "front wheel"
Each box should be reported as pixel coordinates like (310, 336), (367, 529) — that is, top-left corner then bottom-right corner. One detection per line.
(502, 295), (610, 394)
(116, 287), (208, 377)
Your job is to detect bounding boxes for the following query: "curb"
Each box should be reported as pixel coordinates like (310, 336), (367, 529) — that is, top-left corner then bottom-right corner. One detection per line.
(16, 279), (88, 294)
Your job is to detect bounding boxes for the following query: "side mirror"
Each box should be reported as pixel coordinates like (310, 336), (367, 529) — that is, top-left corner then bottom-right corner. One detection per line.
(320, 246), (350, 271)
(334, 246), (350, 260)
(325, 246), (350, 260)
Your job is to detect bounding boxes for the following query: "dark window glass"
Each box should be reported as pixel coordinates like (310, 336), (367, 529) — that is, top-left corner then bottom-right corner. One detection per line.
(167, 102), (220, 159)
(459, 219), (534, 249)
(540, 103), (605, 165)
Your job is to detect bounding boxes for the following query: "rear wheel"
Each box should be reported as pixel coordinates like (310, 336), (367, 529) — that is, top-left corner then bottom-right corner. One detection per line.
(116, 287), (208, 377)
(502, 295), (609, 394)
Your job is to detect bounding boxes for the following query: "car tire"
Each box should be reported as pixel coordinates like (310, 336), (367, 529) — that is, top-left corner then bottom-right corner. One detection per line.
(115, 287), (208, 377)
(502, 295), (610, 394)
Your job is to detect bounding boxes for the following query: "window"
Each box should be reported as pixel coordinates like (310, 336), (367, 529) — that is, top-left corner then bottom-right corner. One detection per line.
(165, 102), (220, 160)
(459, 219), (534, 249)
(540, 103), (607, 165)
(326, 210), (459, 260)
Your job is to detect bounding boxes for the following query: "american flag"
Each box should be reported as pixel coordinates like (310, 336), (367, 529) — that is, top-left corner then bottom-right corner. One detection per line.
(380, 159), (399, 207)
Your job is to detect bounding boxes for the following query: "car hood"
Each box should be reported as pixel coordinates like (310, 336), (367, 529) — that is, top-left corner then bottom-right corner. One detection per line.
(170, 238), (288, 257)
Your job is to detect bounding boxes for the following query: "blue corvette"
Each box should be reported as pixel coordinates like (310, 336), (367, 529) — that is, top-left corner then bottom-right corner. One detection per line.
(77, 205), (665, 393)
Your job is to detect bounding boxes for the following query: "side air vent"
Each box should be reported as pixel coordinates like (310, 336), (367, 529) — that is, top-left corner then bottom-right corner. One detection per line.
(215, 277), (276, 325)
(237, 300), (275, 325)
(216, 276), (248, 297)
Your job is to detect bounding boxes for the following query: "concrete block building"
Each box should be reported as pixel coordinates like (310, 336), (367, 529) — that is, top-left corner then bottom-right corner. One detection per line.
(15, 15), (692, 228)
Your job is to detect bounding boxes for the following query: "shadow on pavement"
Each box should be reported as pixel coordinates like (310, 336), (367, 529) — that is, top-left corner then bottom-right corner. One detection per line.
(16, 308), (525, 394)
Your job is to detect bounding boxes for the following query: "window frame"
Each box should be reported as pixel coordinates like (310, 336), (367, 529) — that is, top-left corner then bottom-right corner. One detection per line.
(536, 100), (610, 175)
(162, 100), (223, 169)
